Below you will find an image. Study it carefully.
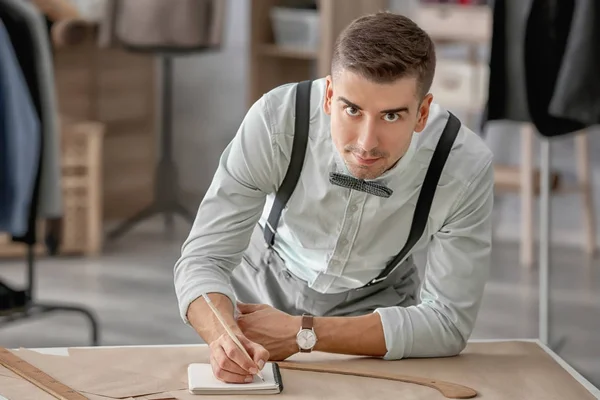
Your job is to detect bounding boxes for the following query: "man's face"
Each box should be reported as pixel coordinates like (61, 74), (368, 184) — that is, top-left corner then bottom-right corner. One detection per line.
(324, 69), (432, 180)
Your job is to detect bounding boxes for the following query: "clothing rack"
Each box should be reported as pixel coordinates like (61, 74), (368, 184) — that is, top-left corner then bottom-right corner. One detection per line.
(0, 246), (100, 346)
(0, 0), (99, 346)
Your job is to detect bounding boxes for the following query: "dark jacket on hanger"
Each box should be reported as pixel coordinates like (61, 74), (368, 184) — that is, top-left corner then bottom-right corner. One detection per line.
(485, 0), (600, 137)
(0, 20), (41, 237)
(98, 0), (226, 53)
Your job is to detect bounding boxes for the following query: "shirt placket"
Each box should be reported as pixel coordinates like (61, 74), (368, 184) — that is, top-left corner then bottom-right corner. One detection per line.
(310, 191), (366, 292)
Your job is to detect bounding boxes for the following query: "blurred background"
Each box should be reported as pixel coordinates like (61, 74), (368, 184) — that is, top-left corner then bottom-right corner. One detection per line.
(1, 0), (599, 389)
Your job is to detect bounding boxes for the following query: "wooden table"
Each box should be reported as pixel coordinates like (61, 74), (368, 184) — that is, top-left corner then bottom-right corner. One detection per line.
(1, 339), (598, 399)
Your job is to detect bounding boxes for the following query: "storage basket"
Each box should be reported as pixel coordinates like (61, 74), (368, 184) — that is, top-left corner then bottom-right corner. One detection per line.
(270, 6), (320, 51)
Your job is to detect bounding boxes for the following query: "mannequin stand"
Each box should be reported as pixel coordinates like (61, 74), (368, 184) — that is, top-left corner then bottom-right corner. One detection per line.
(539, 138), (570, 354)
(108, 56), (194, 240)
(539, 138), (550, 346)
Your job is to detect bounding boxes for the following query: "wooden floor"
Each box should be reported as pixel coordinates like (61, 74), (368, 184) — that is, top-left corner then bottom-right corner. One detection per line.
(0, 218), (599, 389)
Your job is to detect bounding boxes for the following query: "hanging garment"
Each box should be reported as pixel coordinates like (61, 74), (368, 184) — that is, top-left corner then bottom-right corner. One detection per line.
(2, 0), (63, 219)
(547, 0), (600, 126)
(485, 0), (600, 137)
(97, 0), (226, 53)
(0, 20), (41, 236)
(1, 0), (64, 245)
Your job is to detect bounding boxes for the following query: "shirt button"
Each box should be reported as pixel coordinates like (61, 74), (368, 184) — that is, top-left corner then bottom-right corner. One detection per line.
(330, 260), (340, 268)
(349, 205), (358, 212)
(340, 239), (348, 246)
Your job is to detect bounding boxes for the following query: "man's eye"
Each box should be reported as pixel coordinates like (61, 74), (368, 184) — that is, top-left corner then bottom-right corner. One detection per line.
(345, 107), (360, 116)
(383, 113), (399, 122)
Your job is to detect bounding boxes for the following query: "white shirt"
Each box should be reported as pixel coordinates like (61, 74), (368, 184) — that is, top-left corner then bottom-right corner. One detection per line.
(174, 78), (494, 360)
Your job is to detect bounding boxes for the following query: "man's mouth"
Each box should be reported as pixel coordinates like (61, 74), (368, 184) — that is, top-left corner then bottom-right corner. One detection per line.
(353, 154), (381, 166)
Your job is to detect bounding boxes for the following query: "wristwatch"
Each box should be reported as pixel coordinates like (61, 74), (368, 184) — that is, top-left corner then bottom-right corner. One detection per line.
(296, 314), (317, 353)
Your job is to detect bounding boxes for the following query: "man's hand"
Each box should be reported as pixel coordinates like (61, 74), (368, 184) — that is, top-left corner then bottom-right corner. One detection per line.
(236, 303), (301, 360)
(209, 331), (270, 384)
(186, 293), (269, 383)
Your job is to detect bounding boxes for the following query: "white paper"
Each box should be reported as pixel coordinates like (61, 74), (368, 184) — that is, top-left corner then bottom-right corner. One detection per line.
(187, 362), (279, 394)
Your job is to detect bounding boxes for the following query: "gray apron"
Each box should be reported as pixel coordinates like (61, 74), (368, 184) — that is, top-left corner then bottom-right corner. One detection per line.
(231, 225), (420, 317)
(231, 80), (461, 317)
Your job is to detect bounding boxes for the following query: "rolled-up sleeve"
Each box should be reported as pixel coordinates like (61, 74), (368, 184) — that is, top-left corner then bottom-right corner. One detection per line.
(375, 158), (494, 360)
(174, 95), (277, 324)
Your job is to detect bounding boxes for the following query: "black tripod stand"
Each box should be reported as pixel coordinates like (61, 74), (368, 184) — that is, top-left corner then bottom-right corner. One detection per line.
(108, 56), (195, 240)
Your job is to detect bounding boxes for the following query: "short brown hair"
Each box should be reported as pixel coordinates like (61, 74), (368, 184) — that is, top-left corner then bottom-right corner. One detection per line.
(331, 12), (436, 100)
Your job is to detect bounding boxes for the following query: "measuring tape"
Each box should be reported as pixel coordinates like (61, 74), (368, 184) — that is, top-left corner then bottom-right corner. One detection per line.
(0, 347), (89, 400)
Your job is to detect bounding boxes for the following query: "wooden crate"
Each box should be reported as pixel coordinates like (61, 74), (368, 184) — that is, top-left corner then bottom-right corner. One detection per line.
(59, 119), (105, 255)
(0, 119), (105, 258)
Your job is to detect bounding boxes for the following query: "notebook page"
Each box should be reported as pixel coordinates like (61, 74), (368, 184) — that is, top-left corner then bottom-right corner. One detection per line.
(188, 362), (277, 391)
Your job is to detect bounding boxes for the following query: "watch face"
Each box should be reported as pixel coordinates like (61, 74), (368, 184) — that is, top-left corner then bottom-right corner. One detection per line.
(296, 329), (317, 349)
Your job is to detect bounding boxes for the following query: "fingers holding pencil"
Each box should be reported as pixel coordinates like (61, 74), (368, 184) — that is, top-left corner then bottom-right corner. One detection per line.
(239, 335), (270, 373)
(210, 332), (269, 383)
(202, 293), (269, 383)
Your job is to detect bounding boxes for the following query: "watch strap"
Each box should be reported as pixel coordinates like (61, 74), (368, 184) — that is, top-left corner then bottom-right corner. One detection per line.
(301, 314), (313, 330)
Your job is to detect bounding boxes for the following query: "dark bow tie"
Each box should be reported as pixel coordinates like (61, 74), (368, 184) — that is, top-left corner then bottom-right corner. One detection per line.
(329, 172), (393, 198)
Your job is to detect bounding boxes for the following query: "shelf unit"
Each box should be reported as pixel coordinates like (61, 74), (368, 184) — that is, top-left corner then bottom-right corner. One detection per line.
(248, 0), (388, 108)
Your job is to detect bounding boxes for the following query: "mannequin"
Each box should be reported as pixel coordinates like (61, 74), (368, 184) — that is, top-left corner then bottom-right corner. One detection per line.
(100, 0), (227, 240)
(30, 0), (79, 21)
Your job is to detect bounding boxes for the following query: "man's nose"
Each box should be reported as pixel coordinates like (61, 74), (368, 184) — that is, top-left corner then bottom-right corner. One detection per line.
(356, 120), (379, 152)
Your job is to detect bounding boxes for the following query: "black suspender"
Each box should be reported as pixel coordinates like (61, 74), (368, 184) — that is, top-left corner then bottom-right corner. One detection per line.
(263, 79), (461, 288)
(263, 80), (312, 246)
(362, 112), (460, 287)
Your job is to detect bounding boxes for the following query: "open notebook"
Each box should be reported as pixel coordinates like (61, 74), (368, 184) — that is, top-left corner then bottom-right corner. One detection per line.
(187, 362), (283, 395)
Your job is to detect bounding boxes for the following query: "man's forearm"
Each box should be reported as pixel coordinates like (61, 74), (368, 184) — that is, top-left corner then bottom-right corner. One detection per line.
(187, 293), (241, 344)
(312, 312), (387, 357)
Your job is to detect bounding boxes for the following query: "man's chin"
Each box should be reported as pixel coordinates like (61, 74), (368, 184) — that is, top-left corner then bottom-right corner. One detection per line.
(346, 164), (384, 180)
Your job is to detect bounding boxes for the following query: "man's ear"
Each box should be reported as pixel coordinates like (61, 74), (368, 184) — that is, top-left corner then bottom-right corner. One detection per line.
(414, 93), (433, 132)
(323, 75), (333, 115)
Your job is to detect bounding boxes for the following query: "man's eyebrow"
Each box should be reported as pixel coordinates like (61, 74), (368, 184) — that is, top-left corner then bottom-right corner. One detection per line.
(380, 106), (410, 114)
(337, 96), (362, 110)
(337, 96), (410, 114)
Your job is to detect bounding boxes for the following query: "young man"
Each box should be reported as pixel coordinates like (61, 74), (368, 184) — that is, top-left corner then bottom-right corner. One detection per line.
(174, 12), (494, 384)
